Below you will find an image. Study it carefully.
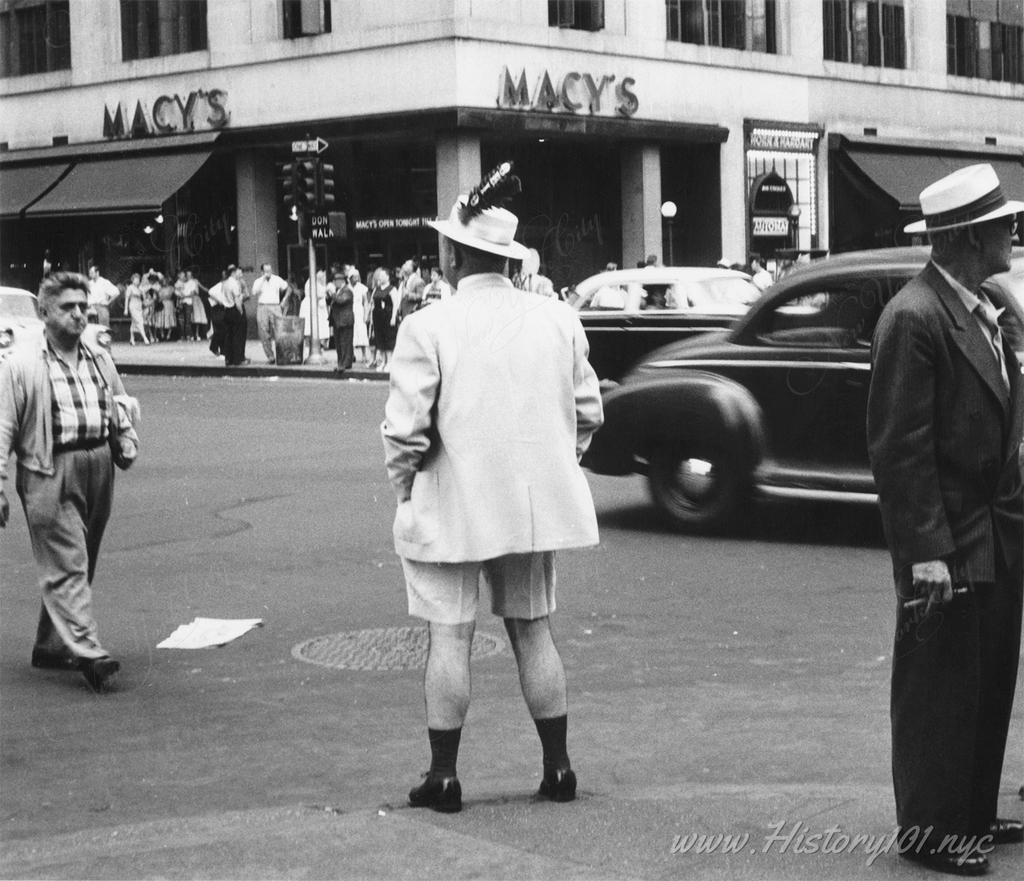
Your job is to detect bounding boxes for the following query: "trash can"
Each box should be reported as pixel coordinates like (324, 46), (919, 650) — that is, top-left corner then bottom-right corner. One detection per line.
(273, 315), (305, 365)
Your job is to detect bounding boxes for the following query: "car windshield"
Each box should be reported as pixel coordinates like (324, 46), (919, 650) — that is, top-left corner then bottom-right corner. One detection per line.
(0, 292), (39, 321)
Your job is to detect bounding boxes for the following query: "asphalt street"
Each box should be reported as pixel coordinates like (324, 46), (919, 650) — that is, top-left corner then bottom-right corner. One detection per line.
(1, 366), (1021, 880)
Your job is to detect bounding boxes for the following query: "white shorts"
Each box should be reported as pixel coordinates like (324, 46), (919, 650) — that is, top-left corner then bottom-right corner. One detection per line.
(402, 552), (557, 625)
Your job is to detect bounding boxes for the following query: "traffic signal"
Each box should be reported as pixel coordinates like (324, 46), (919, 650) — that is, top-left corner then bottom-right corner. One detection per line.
(280, 159), (318, 211)
(279, 161), (300, 209)
(317, 162), (336, 209)
(296, 159), (318, 209)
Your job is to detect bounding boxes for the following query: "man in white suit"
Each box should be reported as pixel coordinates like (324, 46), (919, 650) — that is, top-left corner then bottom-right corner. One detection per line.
(382, 166), (603, 813)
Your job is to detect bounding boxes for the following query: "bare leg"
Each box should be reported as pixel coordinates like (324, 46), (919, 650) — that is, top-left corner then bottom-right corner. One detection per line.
(424, 620), (474, 729)
(503, 616), (567, 719)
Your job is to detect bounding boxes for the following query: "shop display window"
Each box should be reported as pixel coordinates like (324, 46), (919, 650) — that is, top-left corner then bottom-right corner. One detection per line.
(120, 0), (207, 61)
(0, 0), (70, 77)
(666, 0), (777, 53)
(947, 0), (1024, 83)
(822, 0), (905, 68)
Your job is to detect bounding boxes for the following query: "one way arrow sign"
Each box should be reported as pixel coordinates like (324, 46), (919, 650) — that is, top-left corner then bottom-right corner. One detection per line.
(291, 136), (328, 155)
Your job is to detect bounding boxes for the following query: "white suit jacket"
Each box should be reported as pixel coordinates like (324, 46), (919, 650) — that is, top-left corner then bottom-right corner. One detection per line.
(382, 273), (604, 562)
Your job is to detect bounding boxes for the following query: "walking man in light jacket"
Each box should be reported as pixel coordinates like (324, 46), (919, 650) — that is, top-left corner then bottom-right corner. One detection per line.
(0, 272), (140, 692)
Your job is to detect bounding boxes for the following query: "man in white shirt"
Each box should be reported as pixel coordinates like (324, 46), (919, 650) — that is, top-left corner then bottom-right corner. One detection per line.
(87, 265), (120, 326)
(748, 254), (774, 293)
(251, 263), (290, 364)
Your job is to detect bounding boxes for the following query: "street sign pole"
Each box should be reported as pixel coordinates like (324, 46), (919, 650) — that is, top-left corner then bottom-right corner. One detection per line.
(306, 226), (325, 364)
(293, 135), (329, 364)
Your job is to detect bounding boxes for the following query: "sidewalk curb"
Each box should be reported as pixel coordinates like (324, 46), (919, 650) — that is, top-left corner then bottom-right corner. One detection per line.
(116, 363), (390, 381)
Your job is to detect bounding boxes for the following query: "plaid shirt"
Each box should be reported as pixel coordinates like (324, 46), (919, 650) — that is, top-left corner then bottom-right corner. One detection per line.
(47, 342), (110, 448)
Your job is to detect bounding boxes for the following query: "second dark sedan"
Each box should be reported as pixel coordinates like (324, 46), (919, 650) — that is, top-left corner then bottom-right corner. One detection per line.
(569, 267), (761, 381)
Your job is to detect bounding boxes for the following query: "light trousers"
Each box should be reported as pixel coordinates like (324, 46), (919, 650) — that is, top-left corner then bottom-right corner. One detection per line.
(17, 446), (114, 660)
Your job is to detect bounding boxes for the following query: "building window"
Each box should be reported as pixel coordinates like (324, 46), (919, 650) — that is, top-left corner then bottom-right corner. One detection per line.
(823, 0), (905, 68)
(947, 1), (1024, 83)
(0, 0), (70, 77)
(549, 0), (605, 31)
(283, 0), (331, 38)
(120, 0), (207, 61)
(666, 0), (777, 54)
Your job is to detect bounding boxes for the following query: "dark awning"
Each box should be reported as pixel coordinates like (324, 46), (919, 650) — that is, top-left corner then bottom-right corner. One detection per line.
(0, 164), (70, 217)
(24, 150), (212, 217)
(840, 144), (1024, 211)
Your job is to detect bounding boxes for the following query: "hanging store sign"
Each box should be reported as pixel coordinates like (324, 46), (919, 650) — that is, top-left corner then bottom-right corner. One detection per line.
(497, 67), (639, 118)
(751, 216), (791, 236)
(103, 88), (230, 140)
(353, 216), (434, 232)
(748, 128), (818, 153)
(749, 171), (795, 239)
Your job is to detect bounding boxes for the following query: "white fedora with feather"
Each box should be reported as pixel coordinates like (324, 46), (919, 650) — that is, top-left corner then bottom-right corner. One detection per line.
(429, 162), (531, 261)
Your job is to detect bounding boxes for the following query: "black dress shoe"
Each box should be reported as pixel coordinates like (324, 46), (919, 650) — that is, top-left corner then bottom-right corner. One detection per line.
(79, 656), (120, 691)
(900, 851), (989, 876)
(537, 768), (577, 803)
(31, 646), (79, 670)
(988, 818), (1024, 844)
(408, 774), (461, 813)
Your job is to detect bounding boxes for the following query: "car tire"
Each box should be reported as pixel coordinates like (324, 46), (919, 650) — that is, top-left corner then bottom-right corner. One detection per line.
(647, 442), (749, 532)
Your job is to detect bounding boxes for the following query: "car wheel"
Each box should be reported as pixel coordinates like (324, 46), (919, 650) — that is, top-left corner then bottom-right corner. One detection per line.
(647, 443), (749, 532)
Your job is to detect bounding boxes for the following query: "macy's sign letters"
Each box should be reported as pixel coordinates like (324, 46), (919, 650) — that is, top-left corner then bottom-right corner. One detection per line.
(497, 67), (638, 118)
(103, 88), (230, 140)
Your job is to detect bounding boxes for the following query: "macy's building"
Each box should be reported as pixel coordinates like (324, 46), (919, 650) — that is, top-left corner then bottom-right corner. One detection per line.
(1, 0), (1022, 292)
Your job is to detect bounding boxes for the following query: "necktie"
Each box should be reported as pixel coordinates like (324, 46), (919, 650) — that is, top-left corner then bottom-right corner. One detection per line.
(975, 295), (1009, 389)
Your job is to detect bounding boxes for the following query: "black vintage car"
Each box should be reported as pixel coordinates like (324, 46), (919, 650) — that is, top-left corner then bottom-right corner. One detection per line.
(582, 247), (1024, 532)
(569, 267), (761, 381)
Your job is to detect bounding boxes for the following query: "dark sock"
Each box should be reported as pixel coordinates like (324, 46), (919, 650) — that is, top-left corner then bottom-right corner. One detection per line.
(534, 714), (570, 773)
(427, 726), (462, 778)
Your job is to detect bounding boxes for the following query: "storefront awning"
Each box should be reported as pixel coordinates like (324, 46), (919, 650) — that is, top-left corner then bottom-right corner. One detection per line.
(23, 150), (213, 218)
(841, 144), (1024, 211)
(0, 164), (70, 217)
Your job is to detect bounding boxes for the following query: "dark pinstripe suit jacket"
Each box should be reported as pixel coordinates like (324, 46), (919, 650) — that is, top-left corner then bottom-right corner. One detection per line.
(867, 262), (1024, 587)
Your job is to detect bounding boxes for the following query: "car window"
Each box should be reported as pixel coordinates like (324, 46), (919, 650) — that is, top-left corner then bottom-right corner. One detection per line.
(0, 293), (39, 321)
(756, 277), (896, 349)
(678, 277), (760, 312)
(584, 284), (629, 310)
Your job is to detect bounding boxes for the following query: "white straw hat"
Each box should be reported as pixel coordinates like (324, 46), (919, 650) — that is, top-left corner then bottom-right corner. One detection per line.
(904, 163), (1024, 234)
(429, 200), (530, 261)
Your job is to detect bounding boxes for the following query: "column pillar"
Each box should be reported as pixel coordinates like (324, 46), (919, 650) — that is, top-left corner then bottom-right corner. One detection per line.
(235, 149), (278, 276)
(620, 144), (662, 268)
(719, 132), (746, 265)
(235, 150), (278, 338)
(434, 133), (482, 218)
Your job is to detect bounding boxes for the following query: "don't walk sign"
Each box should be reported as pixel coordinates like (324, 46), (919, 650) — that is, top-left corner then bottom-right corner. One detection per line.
(308, 212), (348, 241)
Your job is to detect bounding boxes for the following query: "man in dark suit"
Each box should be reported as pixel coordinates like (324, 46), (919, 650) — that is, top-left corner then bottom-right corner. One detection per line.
(868, 163), (1024, 876)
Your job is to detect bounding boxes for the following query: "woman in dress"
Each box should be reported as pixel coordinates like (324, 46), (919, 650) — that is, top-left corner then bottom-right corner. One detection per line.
(155, 275), (177, 341)
(299, 269), (331, 352)
(369, 267), (399, 371)
(141, 269), (162, 341)
(124, 272), (149, 345)
(184, 268), (209, 341)
(348, 268), (370, 365)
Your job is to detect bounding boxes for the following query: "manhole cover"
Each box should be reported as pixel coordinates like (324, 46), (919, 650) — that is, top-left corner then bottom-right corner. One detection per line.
(292, 626), (506, 671)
